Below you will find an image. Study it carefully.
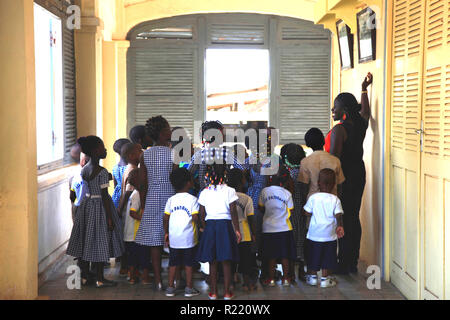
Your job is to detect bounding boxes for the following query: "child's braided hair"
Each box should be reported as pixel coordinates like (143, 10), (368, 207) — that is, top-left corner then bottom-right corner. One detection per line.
(201, 121), (223, 144)
(280, 143), (305, 170)
(77, 136), (103, 158)
(204, 163), (227, 189)
(268, 163), (290, 187)
(145, 116), (169, 142)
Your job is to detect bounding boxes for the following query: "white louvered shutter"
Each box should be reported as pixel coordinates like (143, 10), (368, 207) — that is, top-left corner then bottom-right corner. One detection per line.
(129, 47), (197, 137)
(207, 14), (267, 47)
(275, 19), (331, 145)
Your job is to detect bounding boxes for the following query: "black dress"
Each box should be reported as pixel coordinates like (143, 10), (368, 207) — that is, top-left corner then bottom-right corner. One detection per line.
(337, 114), (368, 272)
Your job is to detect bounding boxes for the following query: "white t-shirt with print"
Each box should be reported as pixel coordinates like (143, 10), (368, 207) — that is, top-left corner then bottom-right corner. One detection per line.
(258, 186), (294, 233)
(123, 190), (141, 242)
(164, 192), (200, 249)
(303, 192), (344, 242)
(198, 184), (238, 221)
(236, 192), (254, 242)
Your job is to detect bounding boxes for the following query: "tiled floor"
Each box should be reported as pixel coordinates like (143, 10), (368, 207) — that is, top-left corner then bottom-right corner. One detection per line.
(38, 255), (405, 300)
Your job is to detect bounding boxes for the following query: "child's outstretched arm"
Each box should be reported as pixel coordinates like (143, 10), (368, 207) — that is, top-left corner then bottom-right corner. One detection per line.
(199, 205), (206, 231)
(248, 215), (256, 242)
(335, 213), (344, 238)
(258, 205), (265, 215)
(138, 154), (148, 208)
(118, 190), (132, 218)
(230, 201), (241, 243)
(101, 188), (114, 231)
(70, 190), (76, 204)
(163, 213), (170, 247)
(130, 208), (142, 221)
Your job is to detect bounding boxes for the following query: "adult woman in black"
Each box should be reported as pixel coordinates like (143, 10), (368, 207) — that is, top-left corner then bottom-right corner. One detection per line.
(330, 72), (373, 274)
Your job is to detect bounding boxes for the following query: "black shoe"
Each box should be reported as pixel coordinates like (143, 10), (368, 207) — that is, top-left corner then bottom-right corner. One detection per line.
(96, 279), (117, 288)
(335, 264), (349, 275)
(349, 266), (358, 274)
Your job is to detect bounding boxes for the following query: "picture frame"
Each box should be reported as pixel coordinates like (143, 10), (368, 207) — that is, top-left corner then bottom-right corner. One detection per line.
(336, 20), (354, 70)
(357, 7), (376, 63)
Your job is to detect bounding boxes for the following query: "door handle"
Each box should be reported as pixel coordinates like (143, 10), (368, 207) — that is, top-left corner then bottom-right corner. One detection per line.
(414, 121), (424, 152)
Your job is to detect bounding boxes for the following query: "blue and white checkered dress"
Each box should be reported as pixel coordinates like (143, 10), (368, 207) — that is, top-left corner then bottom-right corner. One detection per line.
(135, 146), (175, 247)
(188, 145), (246, 192)
(66, 168), (124, 262)
(111, 164), (126, 209)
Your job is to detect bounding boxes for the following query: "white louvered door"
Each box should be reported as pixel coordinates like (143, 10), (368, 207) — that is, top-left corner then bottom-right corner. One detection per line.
(390, 0), (450, 300)
(390, 0), (425, 300)
(420, 0), (450, 300)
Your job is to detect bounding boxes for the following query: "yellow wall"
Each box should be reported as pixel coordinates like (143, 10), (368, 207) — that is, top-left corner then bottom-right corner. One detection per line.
(92, 0), (318, 41)
(0, 0), (38, 299)
(327, 0), (386, 270)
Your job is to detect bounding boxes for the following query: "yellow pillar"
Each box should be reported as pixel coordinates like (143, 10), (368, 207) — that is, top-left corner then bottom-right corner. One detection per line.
(0, 0), (38, 299)
(75, 13), (103, 138)
(102, 40), (130, 173)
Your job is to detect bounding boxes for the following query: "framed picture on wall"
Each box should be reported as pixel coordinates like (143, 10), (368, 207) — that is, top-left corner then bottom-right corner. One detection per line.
(357, 7), (376, 63)
(336, 20), (354, 70)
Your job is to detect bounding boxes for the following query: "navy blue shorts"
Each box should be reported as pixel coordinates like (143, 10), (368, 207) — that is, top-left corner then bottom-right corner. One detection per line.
(169, 246), (198, 267)
(237, 242), (257, 276)
(124, 241), (139, 268)
(196, 219), (239, 263)
(261, 231), (296, 260)
(134, 243), (152, 269)
(306, 239), (338, 271)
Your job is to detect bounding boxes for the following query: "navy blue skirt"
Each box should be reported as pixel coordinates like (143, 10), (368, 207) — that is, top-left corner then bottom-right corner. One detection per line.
(196, 219), (239, 263)
(261, 231), (296, 260)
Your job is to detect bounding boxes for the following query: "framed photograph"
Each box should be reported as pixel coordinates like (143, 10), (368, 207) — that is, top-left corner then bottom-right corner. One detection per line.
(336, 20), (354, 70)
(357, 7), (376, 63)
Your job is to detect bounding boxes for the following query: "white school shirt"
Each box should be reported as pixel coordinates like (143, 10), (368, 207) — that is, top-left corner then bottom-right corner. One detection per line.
(70, 173), (89, 207)
(303, 192), (344, 242)
(235, 192), (254, 242)
(258, 186), (294, 233)
(123, 190), (141, 242)
(198, 184), (239, 221)
(164, 192), (199, 249)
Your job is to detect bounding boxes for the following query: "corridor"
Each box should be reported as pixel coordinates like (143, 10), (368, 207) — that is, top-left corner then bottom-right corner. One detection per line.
(38, 257), (404, 300)
(1, 0), (450, 301)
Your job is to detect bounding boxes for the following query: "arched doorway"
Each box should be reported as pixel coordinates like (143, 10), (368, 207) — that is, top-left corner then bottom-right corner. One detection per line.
(126, 13), (331, 145)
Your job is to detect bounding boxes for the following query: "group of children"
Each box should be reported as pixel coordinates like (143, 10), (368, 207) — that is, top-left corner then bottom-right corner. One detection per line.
(67, 117), (347, 299)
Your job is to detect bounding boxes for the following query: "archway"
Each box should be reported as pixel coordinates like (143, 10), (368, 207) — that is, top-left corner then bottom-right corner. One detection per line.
(126, 13), (331, 145)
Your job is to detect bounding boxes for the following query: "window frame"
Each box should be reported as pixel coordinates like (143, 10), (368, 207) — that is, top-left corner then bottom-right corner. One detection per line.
(34, 0), (77, 175)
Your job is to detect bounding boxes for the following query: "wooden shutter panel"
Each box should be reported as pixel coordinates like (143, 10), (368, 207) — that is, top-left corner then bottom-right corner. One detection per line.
(207, 15), (267, 46)
(209, 23), (265, 45)
(275, 19), (330, 145)
(129, 47), (197, 137)
(62, 20), (77, 163)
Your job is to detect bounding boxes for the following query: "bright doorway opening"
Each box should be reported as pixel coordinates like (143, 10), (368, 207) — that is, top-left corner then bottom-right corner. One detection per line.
(205, 49), (270, 126)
